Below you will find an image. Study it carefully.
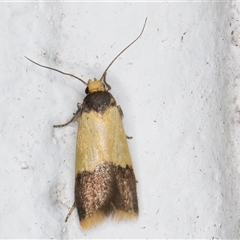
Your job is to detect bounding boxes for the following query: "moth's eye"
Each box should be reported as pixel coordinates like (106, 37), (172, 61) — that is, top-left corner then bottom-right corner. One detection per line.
(85, 87), (89, 94)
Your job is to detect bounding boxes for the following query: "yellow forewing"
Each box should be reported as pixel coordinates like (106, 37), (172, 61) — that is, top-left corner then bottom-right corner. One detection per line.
(75, 106), (132, 174)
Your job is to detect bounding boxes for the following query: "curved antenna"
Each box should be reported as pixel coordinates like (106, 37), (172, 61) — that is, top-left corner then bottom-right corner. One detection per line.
(100, 17), (147, 91)
(25, 56), (87, 86)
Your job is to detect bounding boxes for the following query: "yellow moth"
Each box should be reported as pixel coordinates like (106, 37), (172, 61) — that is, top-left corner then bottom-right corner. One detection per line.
(25, 18), (147, 230)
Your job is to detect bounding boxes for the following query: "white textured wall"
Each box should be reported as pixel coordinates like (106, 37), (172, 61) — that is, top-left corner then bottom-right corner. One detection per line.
(0, 2), (239, 238)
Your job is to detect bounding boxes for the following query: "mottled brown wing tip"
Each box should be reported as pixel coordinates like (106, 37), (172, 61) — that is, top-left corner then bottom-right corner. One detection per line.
(80, 211), (138, 230)
(76, 163), (138, 230)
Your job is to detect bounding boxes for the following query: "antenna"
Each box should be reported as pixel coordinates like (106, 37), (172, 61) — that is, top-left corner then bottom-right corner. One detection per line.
(25, 56), (87, 86)
(100, 17), (147, 91)
(25, 18), (147, 90)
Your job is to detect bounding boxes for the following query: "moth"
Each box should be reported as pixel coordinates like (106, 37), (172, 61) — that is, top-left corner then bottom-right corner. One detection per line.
(26, 18), (147, 230)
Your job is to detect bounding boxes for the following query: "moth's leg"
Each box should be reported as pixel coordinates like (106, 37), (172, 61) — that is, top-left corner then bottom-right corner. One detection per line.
(53, 103), (82, 128)
(65, 202), (76, 222)
(117, 105), (133, 139)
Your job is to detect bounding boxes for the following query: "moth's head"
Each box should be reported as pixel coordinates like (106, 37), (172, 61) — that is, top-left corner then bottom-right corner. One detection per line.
(85, 78), (106, 94)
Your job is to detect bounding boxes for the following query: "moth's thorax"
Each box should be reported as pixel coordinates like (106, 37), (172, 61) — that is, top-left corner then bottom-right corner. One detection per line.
(82, 91), (117, 114)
